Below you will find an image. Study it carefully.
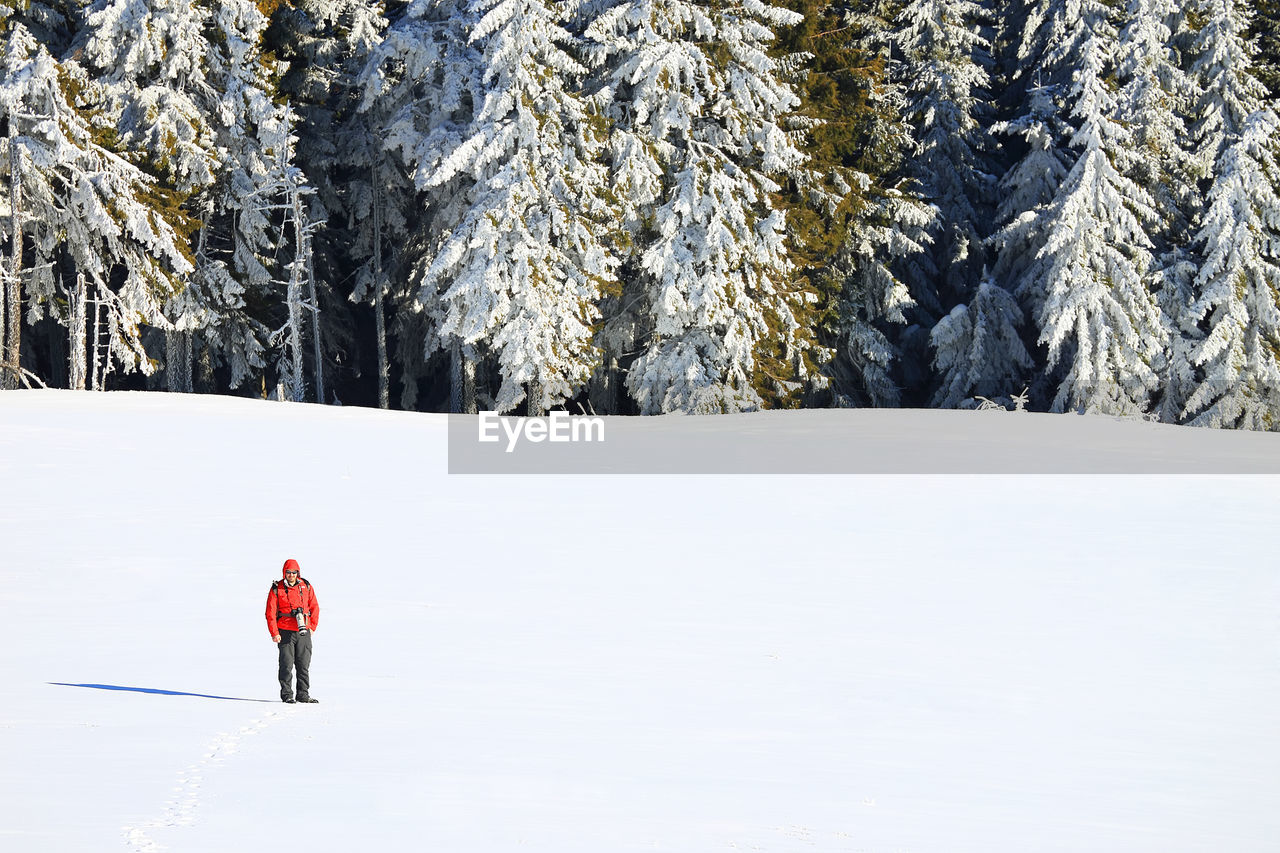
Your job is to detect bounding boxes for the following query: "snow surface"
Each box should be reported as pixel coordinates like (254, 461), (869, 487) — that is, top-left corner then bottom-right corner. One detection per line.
(2, 390), (1279, 853)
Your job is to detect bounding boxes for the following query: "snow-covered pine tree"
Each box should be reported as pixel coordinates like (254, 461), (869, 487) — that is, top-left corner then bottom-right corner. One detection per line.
(268, 0), (393, 405)
(930, 269), (1032, 407)
(0, 0), (78, 52)
(988, 81), (1070, 317)
(3, 0), (75, 388)
(78, 0), (219, 194)
(1151, 250), (1200, 423)
(1181, 113), (1280, 428)
(1030, 12), (1167, 414)
(76, 0), (314, 394)
(764, 2), (939, 408)
(1248, 0), (1280, 98)
(377, 0), (616, 414)
(1013, 0), (1099, 90)
(989, 0), (1094, 323)
(1181, 0), (1280, 429)
(764, 1), (873, 409)
(991, 0), (1174, 412)
(832, 186), (933, 406)
(893, 0), (997, 309)
(0, 19), (193, 388)
(1192, 0), (1268, 169)
(362, 0), (482, 410)
(1113, 0), (1203, 422)
(584, 0), (807, 414)
(1117, 0), (1200, 244)
(196, 0), (314, 396)
(828, 0), (938, 406)
(79, 0), (226, 390)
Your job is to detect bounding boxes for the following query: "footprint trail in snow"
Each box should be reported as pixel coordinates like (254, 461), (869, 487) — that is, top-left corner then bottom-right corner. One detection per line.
(122, 709), (288, 852)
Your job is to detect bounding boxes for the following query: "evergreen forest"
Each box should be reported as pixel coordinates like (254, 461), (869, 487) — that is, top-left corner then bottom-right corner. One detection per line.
(1, 0), (1278, 427)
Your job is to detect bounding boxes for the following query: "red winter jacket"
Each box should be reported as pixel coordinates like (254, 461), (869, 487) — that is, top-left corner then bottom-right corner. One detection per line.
(266, 560), (320, 637)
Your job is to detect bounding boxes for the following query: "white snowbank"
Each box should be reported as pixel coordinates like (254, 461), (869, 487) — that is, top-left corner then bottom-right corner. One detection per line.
(1, 390), (1277, 853)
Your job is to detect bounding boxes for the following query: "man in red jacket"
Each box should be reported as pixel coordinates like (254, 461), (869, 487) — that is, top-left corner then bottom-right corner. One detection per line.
(266, 559), (320, 704)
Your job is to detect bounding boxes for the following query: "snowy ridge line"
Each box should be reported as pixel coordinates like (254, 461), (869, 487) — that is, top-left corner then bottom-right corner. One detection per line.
(122, 710), (288, 852)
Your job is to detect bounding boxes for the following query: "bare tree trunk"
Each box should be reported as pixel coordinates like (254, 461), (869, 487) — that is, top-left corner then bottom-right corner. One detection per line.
(69, 273), (87, 390)
(372, 167), (389, 409)
(449, 340), (476, 414)
(305, 242), (324, 404)
(285, 267), (305, 402)
(373, 267), (388, 409)
(281, 180), (306, 403)
(169, 205), (208, 395)
(165, 329), (192, 392)
(5, 124), (22, 390)
(195, 339), (214, 393)
(90, 292), (103, 391)
(527, 380), (545, 417)
(282, 173), (322, 404)
(589, 352), (619, 414)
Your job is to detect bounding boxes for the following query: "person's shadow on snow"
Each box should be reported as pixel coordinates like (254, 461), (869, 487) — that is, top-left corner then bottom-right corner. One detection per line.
(49, 682), (276, 702)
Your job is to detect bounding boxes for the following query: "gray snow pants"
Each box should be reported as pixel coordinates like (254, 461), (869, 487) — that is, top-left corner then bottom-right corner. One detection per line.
(277, 629), (313, 701)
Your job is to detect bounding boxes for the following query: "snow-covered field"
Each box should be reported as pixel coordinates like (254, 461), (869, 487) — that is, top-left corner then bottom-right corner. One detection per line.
(1, 390), (1278, 853)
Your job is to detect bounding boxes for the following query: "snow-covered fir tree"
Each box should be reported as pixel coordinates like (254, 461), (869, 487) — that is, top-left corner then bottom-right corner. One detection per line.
(1117, 0), (1200, 244)
(1, 17), (193, 388)
(362, 0), (482, 409)
(198, 0), (320, 397)
(1030, 13), (1167, 414)
(1192, 0), (1269, 169)
(1114, 0), (1203, 421)
(990, 0), (1173, 412)
(1249, 0), (1280, 98)
(833, 186), (934, 406)
(0, 0), (1276, 430)
(584, 0), (807, 414)
(990, 0), (1101, 322)
(893, 0), (997, 309)
(1013, 0), (1099, 89)
(763, 1), (945, 408)
(832, 0), (938, 406)
(988, 80), (1070, 311)
(930, 270), (1032, 407)
(268, 0), (392, 404)
(375, 0), (616, 414)
(246, 108), (325, 404)
(77, 0), (319, 395)
(1180, 0), (1280, 429)
(1181, 112), (1280, 429)
(1003, 4), (1167, 414)
(78, 0), (218, 193)
(320, 0), (407, 410)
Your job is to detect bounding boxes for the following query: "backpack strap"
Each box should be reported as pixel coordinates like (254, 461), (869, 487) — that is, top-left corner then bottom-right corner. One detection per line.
(272, 579), (311, 616)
